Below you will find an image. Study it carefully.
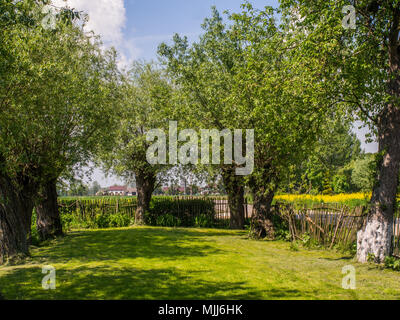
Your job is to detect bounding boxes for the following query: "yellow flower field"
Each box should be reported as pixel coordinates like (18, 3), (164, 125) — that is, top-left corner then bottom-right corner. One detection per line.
(272, 193), (376, 208)
(275, 193), (372, 204)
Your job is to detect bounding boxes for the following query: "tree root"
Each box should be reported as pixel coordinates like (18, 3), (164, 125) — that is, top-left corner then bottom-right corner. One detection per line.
(250, 216), (276, 240)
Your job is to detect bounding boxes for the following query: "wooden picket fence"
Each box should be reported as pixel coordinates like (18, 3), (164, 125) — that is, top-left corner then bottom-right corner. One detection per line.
(274, 203), (400, 254)
(274, 203), (367, 249)
(391, 214), (400, 257)
(212, 199), (251, 220)
(58, 198), (137, 220)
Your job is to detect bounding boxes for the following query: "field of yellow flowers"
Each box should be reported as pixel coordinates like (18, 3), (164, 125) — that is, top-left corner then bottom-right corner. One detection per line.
(274, 193), (372, 207)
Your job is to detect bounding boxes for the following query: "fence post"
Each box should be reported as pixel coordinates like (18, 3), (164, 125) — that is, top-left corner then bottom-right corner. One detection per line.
(244, 198), (248, 220)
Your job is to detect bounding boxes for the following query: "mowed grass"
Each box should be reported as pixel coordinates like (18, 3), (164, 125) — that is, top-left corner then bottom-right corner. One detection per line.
(1, 227), (400, 300)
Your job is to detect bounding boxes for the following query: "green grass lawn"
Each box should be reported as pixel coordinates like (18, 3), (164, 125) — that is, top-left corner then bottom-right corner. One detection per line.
(1, 226), (400, 300)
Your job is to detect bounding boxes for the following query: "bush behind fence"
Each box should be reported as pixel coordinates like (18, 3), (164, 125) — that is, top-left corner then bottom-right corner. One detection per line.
(58, 196), (219, 230)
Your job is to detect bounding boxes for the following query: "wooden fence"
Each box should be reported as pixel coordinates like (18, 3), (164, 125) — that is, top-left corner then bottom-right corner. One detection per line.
(276, 204), (367, 249)
(273, 203), (400, 255)
(58, 198), (137, 221)
(212, 199), (251, 220)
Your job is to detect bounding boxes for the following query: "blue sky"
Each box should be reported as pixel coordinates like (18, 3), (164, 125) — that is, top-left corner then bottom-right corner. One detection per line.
(53, 0), (377, 186)
(121, 0), (279, 62)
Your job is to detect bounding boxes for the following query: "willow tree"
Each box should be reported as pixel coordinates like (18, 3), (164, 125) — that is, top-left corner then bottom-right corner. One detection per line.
(0, 1), (118, 262)
(159, 5), (329, 233)
(99, 62), (174, 224)
(33, 9), (118, 241)
(158, 8), (249, 229)
(280, 0), (400, 262)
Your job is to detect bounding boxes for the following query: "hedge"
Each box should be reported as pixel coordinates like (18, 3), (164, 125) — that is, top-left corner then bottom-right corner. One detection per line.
(57, 196), (216, 230)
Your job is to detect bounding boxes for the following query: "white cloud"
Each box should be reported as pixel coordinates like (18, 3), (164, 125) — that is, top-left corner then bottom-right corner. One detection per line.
(52, 0), (138, 68)
(117, 38), (142, 70)
(52, 0), (125, 45)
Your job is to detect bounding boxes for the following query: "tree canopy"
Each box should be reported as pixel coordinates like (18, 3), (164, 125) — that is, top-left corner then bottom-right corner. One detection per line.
(159, 4), (334, 235)
(97, 61), (174, 224)
(0, 0), (118, 261)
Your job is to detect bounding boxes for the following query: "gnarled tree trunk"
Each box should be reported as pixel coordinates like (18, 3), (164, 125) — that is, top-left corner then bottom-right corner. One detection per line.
(35, 179), (63, 241)
(135, 170), (156, 225)
(357, 106), (400, 263)
(357, 27), (400, 263)
(250, 190), (276, 239)
(0, 174), (34, 264)
(221, 166), (245, 229)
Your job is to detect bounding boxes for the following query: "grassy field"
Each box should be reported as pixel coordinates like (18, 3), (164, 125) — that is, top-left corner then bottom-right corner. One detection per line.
(1, 226), (400, 300)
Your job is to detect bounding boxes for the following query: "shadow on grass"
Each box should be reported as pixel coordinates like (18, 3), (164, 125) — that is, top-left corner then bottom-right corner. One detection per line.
(323, 256), (354, 261)
(1, 265), (270, 300)
(35, 227), (232, 264)
(0, 227), (358, 300)
(0, 227), (273, 299)
(0, 263), (310, 300)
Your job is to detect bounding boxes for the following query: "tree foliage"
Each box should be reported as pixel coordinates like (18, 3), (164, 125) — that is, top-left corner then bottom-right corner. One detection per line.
(279, 0), (400, 262)
(159, 4), (332, 235)
(98, 61), (174, 223)
(281, 118), (363, 194)
(0, 0), (118, 261)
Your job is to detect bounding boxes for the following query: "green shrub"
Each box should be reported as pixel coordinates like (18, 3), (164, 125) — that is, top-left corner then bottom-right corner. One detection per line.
(384, 256), (400, 271)
(94, 213), (110, 228)
(92, 212), (131, 229)
(30, 209), (41, 246)
(57, 196), (216, 230)
(60, 213), (74, 231)
(109, 213), (131, 228)
(155, 213), (181, 227)
(194, 214), (214, 228)
(145, 198), (216, 228)
(271, 213), (290, 241)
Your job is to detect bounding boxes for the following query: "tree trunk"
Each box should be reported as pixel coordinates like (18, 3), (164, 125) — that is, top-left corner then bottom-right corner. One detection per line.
(0, 174), (34, 264)
(250, 190), (276, 239)
(135, 170), (156, 225)
(357, 23), (400, 263)
(357, 106), (400, 263)
(35, 179), (63, 241)
(221, 166), (245, 229)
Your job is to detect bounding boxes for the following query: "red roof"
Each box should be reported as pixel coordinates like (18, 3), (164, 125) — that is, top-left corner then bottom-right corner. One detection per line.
(108, 185), (127, 192)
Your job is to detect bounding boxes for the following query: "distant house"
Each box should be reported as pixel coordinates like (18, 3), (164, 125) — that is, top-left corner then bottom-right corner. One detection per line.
(107, 185), (127, 196)
(200, 184), (220, 196)
(96, 189), (107, 196)
(177, 187), (185, 194)
(161, 186), (187, 195)
(100, 185), (137, 196)
(162, 187), (169, 194)
(126, 187), (137, 196)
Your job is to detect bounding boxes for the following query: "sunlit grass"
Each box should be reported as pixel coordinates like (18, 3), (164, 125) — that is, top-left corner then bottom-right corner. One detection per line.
(1, 226), (400, 300)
